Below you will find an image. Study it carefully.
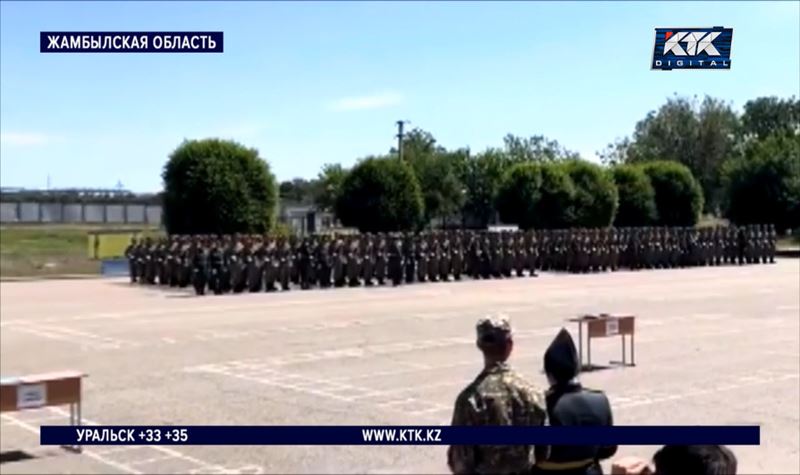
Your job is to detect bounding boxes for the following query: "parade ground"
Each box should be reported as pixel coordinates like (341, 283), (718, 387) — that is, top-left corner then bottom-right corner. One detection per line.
(1, 261), (798, 474)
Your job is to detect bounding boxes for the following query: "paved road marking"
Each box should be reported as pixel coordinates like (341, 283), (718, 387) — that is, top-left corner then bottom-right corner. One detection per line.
(2, 407), (262, 475)
(1, 412), (144, 474)
(615, 372), (799, 409)
(3, 322), (135, 350)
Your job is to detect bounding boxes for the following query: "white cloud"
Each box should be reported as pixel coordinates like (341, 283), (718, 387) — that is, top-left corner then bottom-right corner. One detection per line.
(0, 131), (51, 146)
(328, 92), (403, 111)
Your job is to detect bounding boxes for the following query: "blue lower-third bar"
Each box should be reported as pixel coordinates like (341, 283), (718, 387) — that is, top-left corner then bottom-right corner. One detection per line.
(40, 425), (760, 446)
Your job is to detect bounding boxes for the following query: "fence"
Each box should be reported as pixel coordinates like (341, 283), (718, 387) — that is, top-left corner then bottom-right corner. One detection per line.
(0, 201), (162, 225)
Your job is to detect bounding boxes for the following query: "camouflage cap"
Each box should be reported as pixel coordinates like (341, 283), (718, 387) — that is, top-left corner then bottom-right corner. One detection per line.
(476, 314), (513, 345)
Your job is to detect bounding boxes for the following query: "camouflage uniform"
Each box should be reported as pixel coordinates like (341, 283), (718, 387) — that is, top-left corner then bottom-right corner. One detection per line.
(403, 233), (416, 283)
(248, 238), (264, 292)
(387, 234), (403, 286)
(374, 234), (388, 285)
(347, 237), (361, 287)
(190, 239), (208, 295)
(767, 224), (776, 264)
(447, 316), (547, 475)
(416, 235), (429, 283)
(362, 235), (375, 286)
(125, 238), (138, 283)
(451, 231), (464, 281)
(332, 237), (346, 288)
(428, 234), (440, 282)
(440, 233), (452, 282)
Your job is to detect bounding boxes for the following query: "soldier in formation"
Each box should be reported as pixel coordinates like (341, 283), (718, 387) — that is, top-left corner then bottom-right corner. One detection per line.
(125, 224), (777, 296)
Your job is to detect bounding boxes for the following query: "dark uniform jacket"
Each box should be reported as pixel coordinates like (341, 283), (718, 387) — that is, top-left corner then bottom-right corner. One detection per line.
(535, 329), (617, 475)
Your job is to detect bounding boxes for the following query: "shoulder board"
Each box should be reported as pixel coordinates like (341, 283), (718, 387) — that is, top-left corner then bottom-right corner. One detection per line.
(582, 387), (606, 395)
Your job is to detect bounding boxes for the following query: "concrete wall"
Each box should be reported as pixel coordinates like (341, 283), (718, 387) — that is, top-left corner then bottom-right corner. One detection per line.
(106, 205), (125, 223)
(0, 200), (162, 226)
(0, 203), (18, 222)
(63, 204), (83, 222)
(40, 203), (63, 223)
(145, 206), (162, 226)
(19, 202), (40, 222)
(126, 204), (145, 223)
(84, 204), (105, 223)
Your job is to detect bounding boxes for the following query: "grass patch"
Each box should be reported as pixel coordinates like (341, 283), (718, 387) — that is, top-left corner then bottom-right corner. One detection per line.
(0, 225), (162, 278)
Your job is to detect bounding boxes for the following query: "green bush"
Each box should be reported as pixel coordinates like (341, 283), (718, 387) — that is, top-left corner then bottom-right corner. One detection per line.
(563, 160), (619, 227)
(536, 163), (577, 229)
(495, 162), (576, 229)
(335, 157), (424, 232)
(496, 163), (542, 229)
(723, 134), (800, 233)
(162, 139), (278, 234)
(612, 165), (658, 227)
(642, 161), (704, 226)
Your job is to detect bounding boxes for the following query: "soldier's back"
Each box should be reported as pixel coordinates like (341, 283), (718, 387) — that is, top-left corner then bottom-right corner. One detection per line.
(448, 363), (546, 474)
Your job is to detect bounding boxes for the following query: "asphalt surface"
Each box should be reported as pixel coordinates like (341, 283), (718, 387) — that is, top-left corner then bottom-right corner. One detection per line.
(1, 261), (798, 474)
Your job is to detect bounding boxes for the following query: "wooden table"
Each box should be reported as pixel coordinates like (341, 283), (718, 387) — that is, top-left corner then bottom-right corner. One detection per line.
(1, 370), (87, 452)
(567, 314), (636, 369)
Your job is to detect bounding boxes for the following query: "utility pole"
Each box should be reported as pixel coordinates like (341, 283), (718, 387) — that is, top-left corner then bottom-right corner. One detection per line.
(396, 120), (409, 161)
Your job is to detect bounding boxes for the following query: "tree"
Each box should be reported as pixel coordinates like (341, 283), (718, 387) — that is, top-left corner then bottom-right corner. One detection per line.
(334, 157), (424, 232)
(496, 162), (542, 229)
(642, 161), (704, 226)
(741, 96), (800, 140)
(162, 139), (278, 234)
(536, 163), (577, 229)
(399, 128), (465, 227)
(722, 134), (800, 233)
(313, 163), (347, 212)
(608, 95), (740, 213)
(396, 128), (441, 160)
(611, 165), (658, 227)
(599, 137), (633, 166)
(279, 178), (315, 203)
(503, 134), (580, 162)
(458, 149), (510, 228)
(419, 150), (467, 226)
(562, 160), (619, 228)
(496, 162), (576, 229)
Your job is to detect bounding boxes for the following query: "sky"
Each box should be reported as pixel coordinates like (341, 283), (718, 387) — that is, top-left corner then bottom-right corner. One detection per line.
(1, 1), (798, 193)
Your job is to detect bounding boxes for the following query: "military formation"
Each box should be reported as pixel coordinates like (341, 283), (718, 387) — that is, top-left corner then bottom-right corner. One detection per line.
(125, 224), (777, 295)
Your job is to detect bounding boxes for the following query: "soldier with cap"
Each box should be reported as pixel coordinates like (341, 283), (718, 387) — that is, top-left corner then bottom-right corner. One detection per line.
(452, 231), (465, 281)
(375, 233), (388, 285)
(767, 224), (776, 264)
(533, 329), (616, 475)
(447, 315), (547, 475)
(402, 232), (416, 284)
(125, 236), (139, 283)
(190, 237), (208, 295)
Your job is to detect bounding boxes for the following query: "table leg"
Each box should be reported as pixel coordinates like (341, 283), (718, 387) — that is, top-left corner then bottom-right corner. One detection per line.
(587, 334), (592, 368)
(77, 398), (83, 453)
(622, 335), (626, 365)
(578, 323), (583, 368)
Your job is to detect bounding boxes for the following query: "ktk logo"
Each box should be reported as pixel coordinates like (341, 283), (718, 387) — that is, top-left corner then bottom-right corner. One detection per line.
(663, 31), (721, 56)
(652, 27), (732, 70)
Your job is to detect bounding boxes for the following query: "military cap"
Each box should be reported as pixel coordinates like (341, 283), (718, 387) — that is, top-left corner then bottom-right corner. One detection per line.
(476, 314), (513, 344)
